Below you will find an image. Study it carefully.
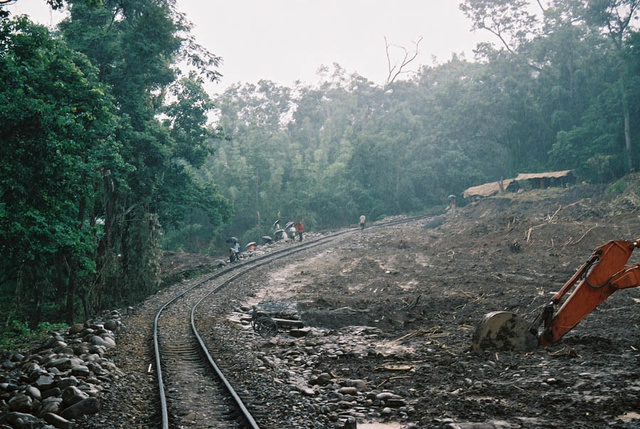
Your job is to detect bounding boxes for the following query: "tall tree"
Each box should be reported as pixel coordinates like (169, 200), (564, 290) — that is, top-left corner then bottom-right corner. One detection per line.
(159, 73), (233, 253)
(0, 16), (122, 324)
(460, 0), (542, 56)
(57, 0), (228, 313)
(583, 0), (640, 172)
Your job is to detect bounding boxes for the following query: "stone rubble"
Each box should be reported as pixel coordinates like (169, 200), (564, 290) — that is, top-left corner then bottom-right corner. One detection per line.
(0, 310), (124, 429)
(0, 285), (416, 428)
(206, 305), (418, 428)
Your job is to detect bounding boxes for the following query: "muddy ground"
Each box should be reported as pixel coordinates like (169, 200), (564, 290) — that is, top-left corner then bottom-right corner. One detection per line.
(221, 177), (640, 428)
(82, 176), (640, 429)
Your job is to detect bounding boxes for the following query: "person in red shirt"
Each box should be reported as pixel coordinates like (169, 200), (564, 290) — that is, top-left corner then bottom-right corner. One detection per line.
(294, 221), (304, 241)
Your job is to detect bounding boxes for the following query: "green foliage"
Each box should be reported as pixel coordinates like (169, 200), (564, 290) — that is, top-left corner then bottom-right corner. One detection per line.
(0, 15), (121, 325)
(1, 1), (230, 328)
(56, 0), (231, 308)
(605, 180), (628, 195)
(0, 320), (68, 353)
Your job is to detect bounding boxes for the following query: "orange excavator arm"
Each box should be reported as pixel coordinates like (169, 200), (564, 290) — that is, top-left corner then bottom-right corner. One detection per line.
(535, 239), (640, 346)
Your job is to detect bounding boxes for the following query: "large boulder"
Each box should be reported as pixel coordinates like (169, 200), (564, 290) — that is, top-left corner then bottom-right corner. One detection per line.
(0, 411), (45, 429)
(59, 397), (100, 420)
(8, 393), (35, 413)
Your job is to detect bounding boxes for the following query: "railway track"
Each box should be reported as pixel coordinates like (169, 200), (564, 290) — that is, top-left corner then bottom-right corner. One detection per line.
(153, 215), (430, 428)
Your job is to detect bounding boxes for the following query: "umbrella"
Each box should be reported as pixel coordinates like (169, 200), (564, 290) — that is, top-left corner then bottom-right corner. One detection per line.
(285, 221), (294, 229)
(274, 229), (284, 234)
(246, 242), (257, 248)
(273, 219), (280, 227)
(226, 237), (238, 244)
(261, 236), (273, 243)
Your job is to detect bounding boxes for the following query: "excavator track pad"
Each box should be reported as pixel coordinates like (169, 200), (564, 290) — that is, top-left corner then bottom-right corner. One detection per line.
(472, 311), (538, 351)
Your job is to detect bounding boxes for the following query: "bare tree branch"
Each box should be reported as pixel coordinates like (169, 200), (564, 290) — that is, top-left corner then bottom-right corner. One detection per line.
(479, 20), (515, 54)
(384, 36), (422, 90)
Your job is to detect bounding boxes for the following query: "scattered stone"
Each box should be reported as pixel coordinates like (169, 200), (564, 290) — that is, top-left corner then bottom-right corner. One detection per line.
(0, 411), (45, 429)
(61, 386), (88, 407)
(338, 386), (358, 395)
(42, 412), (74, 429)
(25, 386), (41, 401)
(40, 397), (63, 414)
(311, 373), (333, 386)
(294, 385), (316, 396)
(60, 397), (100, 420)
(289, 328), (311, 338)
(8, 393), (34, 413)
(68, 324), (84, 335)
(71, 365), (90, 378)
(0, 310), (122, 428)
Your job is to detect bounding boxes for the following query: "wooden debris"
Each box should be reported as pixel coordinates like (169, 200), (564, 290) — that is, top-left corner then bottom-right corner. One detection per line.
(375, 365), (414, 372)
(376, 375), (412, 389)
(391, 326), (447, 343)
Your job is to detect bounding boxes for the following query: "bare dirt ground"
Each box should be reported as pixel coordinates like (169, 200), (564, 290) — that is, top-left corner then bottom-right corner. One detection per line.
(227, 177), (640, 428)
(77, 175), (640, 429)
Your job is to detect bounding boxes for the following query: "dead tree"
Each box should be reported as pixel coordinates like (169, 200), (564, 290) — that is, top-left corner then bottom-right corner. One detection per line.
(383, 36), (422, 91)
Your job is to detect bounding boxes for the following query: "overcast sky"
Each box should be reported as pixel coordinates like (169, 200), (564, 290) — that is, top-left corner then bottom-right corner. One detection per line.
(6, 0), (486, 94)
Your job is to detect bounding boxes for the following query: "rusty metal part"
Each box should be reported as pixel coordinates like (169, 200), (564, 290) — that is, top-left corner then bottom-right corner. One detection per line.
(472, 311), (538, 351)
(251, 309), (304, 338)
(253, 316), (278, 338)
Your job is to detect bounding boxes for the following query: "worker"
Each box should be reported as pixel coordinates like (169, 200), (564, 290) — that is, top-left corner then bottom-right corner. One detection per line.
(274, 228), (287, 241)
(229, 240), (240, 263)
(294, 221), (304, 241)
(447, 194), (457, 214)
(359, 215), (366, 230)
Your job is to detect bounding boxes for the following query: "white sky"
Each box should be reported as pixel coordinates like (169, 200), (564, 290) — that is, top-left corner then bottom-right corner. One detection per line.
(6, 0), (487, 94)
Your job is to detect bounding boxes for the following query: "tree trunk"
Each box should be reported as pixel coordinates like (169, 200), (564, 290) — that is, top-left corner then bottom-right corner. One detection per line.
(66, 195), (87, 324)
(620, 75), (634, 173)
(26, 267), (41, 329)
(66, 260), (77, 324)
(80, 293), (90, 321)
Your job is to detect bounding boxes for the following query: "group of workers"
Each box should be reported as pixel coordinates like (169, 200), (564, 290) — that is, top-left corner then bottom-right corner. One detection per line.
(227, 197), (458, 262)
(273, 219), (304, 242)
(227, 218), (304, 263)
(227, 212), (378, 263)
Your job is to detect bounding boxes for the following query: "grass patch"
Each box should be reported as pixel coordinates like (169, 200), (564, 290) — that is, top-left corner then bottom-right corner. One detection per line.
(605, 180), (627, 195)
(0, 320), (69, 354)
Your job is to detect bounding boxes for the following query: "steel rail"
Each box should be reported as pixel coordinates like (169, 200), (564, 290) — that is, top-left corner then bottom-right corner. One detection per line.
(153, 214), (432, 428)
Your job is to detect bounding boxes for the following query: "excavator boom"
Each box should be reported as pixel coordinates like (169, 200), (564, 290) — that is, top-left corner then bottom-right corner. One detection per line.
(473, 239), (640, 351)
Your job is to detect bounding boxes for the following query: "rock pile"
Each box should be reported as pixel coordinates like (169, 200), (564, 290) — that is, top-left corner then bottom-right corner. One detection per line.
(0, 311), (124, 429)
(219, 308), (418, 427)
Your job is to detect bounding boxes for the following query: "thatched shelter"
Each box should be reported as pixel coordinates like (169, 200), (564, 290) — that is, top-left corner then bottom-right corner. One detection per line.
(515, 170), (575, 189)
(462, 170), (575, 200)
(463, 178), (517, 199)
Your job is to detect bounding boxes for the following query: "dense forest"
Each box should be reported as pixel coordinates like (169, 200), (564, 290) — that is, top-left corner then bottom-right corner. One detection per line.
(0, 0), (639, 329)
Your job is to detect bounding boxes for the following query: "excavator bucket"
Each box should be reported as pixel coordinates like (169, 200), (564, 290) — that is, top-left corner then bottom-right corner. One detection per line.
(472, 311), (538, 351)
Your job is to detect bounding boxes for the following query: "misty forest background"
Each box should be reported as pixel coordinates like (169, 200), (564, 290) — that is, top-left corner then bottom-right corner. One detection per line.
(1, 0), (640, 330)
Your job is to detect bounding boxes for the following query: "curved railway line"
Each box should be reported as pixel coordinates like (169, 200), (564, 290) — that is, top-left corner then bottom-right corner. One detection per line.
(153, 216), (428, 428)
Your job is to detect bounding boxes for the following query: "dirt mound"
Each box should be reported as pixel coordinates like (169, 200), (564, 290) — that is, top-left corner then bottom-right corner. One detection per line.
(247, 179), (640, 427)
